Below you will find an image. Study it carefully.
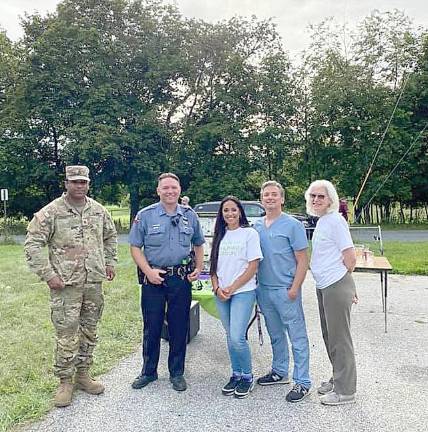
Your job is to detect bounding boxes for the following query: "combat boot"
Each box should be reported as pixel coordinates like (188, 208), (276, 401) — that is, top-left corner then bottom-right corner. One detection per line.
(75, 370), (105, 395)
(54, 378), (74, 408)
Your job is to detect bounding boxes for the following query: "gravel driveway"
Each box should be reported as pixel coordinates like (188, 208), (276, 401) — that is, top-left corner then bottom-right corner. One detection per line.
(19, 273), (428, 432)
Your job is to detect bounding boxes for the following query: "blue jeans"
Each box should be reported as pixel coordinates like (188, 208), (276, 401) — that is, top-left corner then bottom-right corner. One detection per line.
(257, 288), (311, 388)
(216, 290), (256, 379)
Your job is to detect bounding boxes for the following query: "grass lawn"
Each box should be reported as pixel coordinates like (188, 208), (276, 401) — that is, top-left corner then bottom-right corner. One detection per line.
(0, 245), (141, 432)
(105, 206), (130, 227)
(368, 241), (428, 275)
(0, 240), (427, 431)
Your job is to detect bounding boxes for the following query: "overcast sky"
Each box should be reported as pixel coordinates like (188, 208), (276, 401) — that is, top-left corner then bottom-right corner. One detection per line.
(1, 0), (427, 58)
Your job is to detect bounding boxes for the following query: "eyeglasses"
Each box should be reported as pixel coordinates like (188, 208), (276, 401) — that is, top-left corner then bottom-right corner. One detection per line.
(310, 193), (326, 200)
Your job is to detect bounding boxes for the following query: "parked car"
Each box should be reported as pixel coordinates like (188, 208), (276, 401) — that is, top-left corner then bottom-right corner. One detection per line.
(193, 201), (265, 239)
(193, 200), (266, 218)
(194, 201), (316, 262)
(194, 200), (315, 232)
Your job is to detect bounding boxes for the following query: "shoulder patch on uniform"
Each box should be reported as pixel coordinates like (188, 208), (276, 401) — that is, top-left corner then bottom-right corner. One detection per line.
(183, 207), (196, 215)
(35, 210), (47, 223)
(141, 203), (158, 212)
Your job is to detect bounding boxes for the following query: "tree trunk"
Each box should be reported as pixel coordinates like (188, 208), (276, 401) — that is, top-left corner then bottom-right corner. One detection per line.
(399, 202), (405, 224)
(385, 203), (391, 223)
(129, 185), (141, 228)
(364, 206), (370, 224)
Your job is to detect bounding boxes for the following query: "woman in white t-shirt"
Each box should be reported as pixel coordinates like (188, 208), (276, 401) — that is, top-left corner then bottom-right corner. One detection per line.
(305, 180), (357, 406)
(210, 196), (263, 399)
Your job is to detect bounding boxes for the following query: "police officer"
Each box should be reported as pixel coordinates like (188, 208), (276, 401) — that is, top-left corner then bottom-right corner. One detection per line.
(181, 195), (191, 208)
(24, 166), (118, 407)
(129, 172), (205, 392)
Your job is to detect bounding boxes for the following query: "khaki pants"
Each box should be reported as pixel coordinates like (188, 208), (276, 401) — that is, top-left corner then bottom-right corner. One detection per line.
(50, 282), (104, 379)
(316, 273), (357, 395)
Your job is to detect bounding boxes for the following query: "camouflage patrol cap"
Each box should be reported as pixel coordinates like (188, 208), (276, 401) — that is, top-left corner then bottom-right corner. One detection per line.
(66, 165), (90, 181)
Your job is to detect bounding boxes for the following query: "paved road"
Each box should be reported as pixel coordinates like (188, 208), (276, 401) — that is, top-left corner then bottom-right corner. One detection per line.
(349, 229), (428, 243)
(20, 273), (428, 432)
(8, 230), (428, 245)
(119, 231), (428, 244)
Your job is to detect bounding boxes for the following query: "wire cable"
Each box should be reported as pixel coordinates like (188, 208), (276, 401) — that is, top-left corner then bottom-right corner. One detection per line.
(354, 73), (411, 213)
(358, 122), (428, 218)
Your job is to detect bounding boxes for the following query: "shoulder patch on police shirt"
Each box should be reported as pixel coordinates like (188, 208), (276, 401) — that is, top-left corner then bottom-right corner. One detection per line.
(134, 203), (159, 223)
(140, 203), (159, 213)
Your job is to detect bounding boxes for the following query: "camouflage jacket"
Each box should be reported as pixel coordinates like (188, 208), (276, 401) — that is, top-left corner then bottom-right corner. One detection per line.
(24, 194), (118, 285)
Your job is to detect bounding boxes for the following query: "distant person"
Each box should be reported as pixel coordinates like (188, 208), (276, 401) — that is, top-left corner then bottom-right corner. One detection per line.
(339, 197), (349, 221)
(254, 180), (312, 403)
(210, 196), (263, 399)
(305, 180), (357, 406)
(129, 173), (205, 392)
(181, 195), (191, 208)
(24, 166), (118, 408)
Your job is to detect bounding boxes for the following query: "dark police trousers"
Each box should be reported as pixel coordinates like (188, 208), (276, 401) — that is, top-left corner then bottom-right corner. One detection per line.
(141, 275), (192, 378)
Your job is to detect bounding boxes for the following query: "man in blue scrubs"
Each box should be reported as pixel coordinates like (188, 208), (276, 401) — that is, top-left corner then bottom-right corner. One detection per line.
(129, 173), (205, 392)
(254, 180), (311, 402)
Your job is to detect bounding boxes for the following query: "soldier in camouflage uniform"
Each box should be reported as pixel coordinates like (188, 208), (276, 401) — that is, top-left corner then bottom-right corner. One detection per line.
(24, 166), (118, 408)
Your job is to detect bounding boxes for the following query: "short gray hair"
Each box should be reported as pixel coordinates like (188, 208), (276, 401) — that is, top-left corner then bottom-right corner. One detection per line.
(304, 180), (339, 216)
(260, 180), (285, 199)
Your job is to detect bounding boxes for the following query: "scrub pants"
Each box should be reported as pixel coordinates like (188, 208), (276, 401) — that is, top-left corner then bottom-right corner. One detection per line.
(257, 288), (311, 388)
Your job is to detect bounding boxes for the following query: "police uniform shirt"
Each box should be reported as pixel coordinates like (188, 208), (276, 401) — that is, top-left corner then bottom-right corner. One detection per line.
(128, 202), (205, 267)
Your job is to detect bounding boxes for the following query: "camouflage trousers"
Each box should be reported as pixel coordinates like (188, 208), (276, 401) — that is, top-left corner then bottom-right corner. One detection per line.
(50, 282), (104, 379)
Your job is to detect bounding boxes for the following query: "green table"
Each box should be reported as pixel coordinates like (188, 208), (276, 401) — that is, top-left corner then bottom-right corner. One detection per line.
(192, 279), (219, 319)
(191, 279), (262, 344)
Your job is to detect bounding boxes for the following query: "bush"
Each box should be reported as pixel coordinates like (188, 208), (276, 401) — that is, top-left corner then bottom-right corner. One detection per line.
(114, 219), (129, 234)
(0, 217), (28, 235)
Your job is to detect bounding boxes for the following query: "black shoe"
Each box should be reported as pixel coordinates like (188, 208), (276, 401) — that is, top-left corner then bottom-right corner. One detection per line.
(234, 379), (255, 399)
(285, 383), (311, 403)
(170, 375), (187, 392)
(131, 374), (157, 389)
(222, 376), (241, 396)
(257, 371), (290, 386)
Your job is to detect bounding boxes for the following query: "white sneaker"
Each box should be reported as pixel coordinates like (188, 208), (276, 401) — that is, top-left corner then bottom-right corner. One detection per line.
(317, 378), (334, 395)
(320, 391), (355, 405)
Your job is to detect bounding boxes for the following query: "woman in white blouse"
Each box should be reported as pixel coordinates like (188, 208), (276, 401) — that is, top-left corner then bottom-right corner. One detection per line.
(305, 180), (357, 406)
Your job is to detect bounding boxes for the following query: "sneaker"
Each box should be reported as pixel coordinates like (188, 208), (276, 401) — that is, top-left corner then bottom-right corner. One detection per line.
(257, 371), (290, 386)
(234, 379), (255, 399)
(320, 391), (355, 405)
(285, 383), (311, 403)
(222, 376), (241, 396)
(317, 378), (334, 395)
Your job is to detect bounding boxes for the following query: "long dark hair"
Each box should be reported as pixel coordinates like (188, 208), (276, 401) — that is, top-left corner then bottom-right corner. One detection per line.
(209, 196), (250, 276)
